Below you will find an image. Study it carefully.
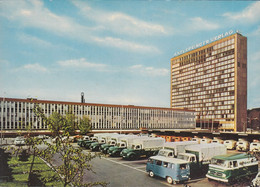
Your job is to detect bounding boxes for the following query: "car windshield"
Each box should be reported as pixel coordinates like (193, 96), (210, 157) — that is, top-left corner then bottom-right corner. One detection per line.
(177, 154), (189, 161)
(211, 158), (226, 167)
(158, 150), (169, 157)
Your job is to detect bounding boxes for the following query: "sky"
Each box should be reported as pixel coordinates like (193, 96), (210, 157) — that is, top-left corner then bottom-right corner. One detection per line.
(0, 0), (260, 109)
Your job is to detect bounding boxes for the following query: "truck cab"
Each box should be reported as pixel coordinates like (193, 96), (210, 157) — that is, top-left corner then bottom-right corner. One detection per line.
(236, 140), (249, 151)
(90, 138), (106, 151)
(100, 140), (117, 154)
(250, 142), (260, 152)
(177, 153), (200, 177)
(223, 140), (237, 150)
(158, 149), (174, 158)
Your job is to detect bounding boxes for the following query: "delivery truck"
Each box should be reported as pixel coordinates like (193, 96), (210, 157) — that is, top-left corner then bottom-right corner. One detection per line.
(158, 141), (198, 158)
(100, 134), (126, 154)
(101, 134), (133, 154)
(206, 153), (258, 184)
(90, 133), (118, 151)
(250, 141), (260, 152)
(108, 135), (140, 157)
(177, 143), (227, 177)
(223, 140), (237, 150)
(236, 139), (250, 151)
(120, 137), (165, 160)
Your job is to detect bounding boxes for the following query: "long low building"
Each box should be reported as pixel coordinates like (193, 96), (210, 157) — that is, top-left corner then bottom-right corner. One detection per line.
(0, 97), (196, 130)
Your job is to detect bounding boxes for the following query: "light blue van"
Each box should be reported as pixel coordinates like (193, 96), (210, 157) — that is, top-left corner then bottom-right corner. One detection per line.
(146, 155), (190, 184)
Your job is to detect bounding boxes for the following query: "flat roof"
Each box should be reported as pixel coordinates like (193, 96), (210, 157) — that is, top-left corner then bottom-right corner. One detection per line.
(171, 32), (245, 60)
(212, 153), (253, 161)
(0, 97), (195, 112)
(150, 155), (188, 164)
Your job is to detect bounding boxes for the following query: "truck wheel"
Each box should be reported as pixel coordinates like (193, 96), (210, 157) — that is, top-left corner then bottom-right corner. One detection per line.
(149, 171), (155, 178)
(129, 154), (136, 160)
(166, 176), (173, 184)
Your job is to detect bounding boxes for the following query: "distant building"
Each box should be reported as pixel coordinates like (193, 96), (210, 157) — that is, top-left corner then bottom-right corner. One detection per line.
(0, 97), (196, 130)
(247, 108), (260, 131)
(171, 32), (247, 132)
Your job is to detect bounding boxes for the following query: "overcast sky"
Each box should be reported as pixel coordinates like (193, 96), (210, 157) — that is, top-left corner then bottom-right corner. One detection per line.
(1, 0), (260, 109)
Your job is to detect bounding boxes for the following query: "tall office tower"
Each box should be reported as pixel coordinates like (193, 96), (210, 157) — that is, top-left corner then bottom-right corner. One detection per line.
(171, 32), (247, 132)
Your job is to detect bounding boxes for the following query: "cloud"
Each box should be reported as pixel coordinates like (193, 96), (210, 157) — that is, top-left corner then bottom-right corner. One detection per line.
(72, 0), (168, 37)
(0, 0), (160, 53)
(129, 64), (169, 76)
(18, 33), (54, 48)
(16, 63), (48, 72)
(24, 63), (48, 72)
(57, 58), (108, 71)
(92, 36), (160, 53)
(223, 1), (260, 23)
(189, 17), (219, 31)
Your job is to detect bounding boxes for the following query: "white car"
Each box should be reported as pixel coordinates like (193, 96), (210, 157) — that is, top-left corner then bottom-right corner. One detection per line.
(14, 136), (26, 146)
(251, 172), (260, 187)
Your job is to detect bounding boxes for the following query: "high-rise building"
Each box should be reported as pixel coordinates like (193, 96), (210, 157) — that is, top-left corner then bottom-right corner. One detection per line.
(171, 32), (247, 132)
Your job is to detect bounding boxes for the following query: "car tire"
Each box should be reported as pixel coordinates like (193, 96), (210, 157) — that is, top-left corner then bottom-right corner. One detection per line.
(167, 176), (173, 184)
(149, 171), (155, 178)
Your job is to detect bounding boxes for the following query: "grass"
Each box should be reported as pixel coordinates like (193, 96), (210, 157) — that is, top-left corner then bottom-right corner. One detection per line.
(0, 155), (63, 186)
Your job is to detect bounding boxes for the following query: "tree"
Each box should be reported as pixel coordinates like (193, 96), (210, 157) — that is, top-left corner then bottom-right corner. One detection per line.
(78, 116), (92, 135)
(33, 105), (106, 187)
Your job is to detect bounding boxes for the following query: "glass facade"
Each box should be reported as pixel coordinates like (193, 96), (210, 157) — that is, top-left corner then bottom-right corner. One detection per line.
(0, 98), (196, 130)
(171, 33), (247, 132)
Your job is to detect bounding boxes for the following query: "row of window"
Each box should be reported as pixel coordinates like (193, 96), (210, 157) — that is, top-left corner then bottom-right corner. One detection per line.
(0, 101), (196, 130)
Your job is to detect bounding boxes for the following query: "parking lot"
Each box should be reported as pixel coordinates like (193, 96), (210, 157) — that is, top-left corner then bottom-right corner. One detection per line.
(81, 148), (244, 187)
(1, 138), (257, 186)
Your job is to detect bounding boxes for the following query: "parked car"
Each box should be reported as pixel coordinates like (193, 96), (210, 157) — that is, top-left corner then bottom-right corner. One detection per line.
(14, 136), (26, 146)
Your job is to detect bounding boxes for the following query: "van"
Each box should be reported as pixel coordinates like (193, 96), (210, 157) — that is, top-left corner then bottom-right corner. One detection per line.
(206, 153), (258, 184)
(191, 137), (201, 144)
(212, 139), (223, 144)
(212, 137), (224, 144)
(250, 142), (260, 152)
(236, 140), (249, 151)
(201, 138), (212, 144)
(223, 140), (237, 150)
(146, 155), (190, 184)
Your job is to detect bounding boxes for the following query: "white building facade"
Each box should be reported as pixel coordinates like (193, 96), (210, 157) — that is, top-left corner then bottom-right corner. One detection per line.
(0, 98), (196, 130)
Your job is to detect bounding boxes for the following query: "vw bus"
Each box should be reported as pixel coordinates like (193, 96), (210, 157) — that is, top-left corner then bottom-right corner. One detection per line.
(206, 153), (258, 184)
(236, 139), (250, 151)
(223, 140), (237, 150)
(250, 142), (260, 152)
(146, 155), (190, 184)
